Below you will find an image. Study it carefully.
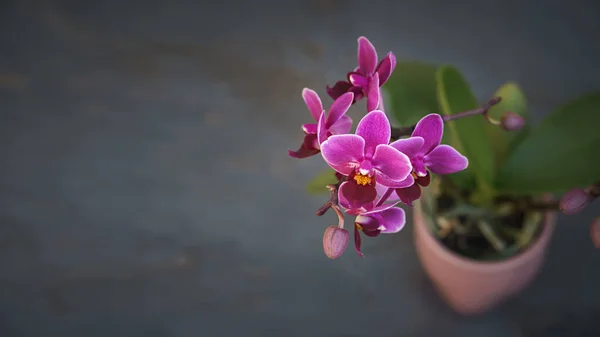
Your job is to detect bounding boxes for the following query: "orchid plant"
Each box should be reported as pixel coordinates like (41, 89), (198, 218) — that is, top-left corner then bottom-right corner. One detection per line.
(290, 36), (600, 259)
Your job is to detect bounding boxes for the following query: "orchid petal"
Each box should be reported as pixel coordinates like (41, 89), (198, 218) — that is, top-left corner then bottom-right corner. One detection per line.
(338, 181), (377, 210)
(326, 81), (352, 100)
(362, 201), (400, 215)
(366, 72), (380, 111)
(362, 228), (382, 237)
(302, 88), (324, 121)
(376, 174), (415, 189)
(376, 184), (399, 202)
(375, 52), (397, 85)
(354, 225), (363, 257)
(356, 110), (391, 158)
(328, 115), (352, 135)
(412, 113), (444, 154)
(287, 147), (319, 159)
(326, 92), (354, 128)
(424, 144), (469, 175)
(355, 214), (379, 229)
(371, 144), (412, 182)
(348, 73), (369, 88)
(320, 134), (365, 175)
(378, 207), (406, 234)
(416, 173), (431, 187)
(349, 86), (364, 101)
(302, 123), (318, 134)
(395, 183), (422, 207)
(389, 136), (424, 159)
(317, 111), (328, 144)
(357, 36), (378, 75)
(288, 134), (320, 158)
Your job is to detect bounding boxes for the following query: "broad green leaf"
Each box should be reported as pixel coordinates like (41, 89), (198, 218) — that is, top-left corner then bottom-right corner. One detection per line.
(496, 92), (600, 194)
(383, 61), (440, 127)
(306, 168), (338, 195)
(436, 65), (495, 198)
(485, 82), (529, 169)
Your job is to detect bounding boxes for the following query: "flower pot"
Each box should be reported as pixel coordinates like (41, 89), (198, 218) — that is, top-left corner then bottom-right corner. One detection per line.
(413, 200), (556, 315)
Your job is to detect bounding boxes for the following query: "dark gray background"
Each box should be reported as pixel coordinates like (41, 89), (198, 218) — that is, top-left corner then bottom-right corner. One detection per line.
(1, 0), (600, 336)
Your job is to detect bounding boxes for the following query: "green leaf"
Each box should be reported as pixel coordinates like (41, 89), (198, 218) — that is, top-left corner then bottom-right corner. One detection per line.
(383, 61), (440, 127)
(485, 82), (530, 169)
(496, 92), (600, 194)
(436, 65), (495, 197)
(305, 168), (338, 195)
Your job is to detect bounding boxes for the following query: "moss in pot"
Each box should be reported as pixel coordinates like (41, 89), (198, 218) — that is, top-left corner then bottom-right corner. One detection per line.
(289, 36), (600, 314)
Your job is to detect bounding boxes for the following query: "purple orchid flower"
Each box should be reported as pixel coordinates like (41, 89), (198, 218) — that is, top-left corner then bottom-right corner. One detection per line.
(387, 113), (469, 205)
(353, 203), (406, 257)
(336, 181), (405, 257)
(288, 89), (354, 159)
(326, 36), (397, 111)
(319, 110), (413, 189)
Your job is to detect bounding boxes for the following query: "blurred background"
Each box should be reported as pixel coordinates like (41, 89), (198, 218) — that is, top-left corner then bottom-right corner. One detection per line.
(1, 0), (600, 336)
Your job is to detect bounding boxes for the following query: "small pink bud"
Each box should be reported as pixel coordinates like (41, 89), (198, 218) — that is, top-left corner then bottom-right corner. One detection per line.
(501, 112), (526, 131)
(323, 225), (349, 259)
(560, 188), (592, 214)
(590, 217), (600, 248)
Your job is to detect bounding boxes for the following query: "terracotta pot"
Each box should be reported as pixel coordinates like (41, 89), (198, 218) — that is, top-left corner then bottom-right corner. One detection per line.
(413, 201), (556, 315)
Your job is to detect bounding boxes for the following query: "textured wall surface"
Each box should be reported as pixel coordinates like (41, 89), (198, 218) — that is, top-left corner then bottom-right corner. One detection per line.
(1, 1), (600, 336)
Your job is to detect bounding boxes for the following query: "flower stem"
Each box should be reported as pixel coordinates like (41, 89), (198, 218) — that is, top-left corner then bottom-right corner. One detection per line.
(332, 204), (345, 228)
(390, 97), (502, 139)
(316, 177), (346, 216)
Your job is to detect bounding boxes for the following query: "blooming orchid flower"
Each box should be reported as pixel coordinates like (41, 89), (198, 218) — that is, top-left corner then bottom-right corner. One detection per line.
(336, 181), (405, 257)
(326, 36), (397, 111)
(388, 113), (469, 205)
(288, 89), (354, 159)
(320, 110), (413, 189)
(353, 203), (406, 257)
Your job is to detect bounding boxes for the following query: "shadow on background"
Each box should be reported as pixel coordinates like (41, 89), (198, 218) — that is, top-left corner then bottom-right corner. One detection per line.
(1, 0), (599, 336)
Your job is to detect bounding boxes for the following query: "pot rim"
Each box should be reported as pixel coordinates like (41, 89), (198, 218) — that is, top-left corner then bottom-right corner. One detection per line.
(414, 200), (557, 272)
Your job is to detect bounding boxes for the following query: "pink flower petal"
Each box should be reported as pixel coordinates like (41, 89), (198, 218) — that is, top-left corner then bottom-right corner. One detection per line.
(355, 110), (391, 158)
(378, 207), (406, 233)
(317, 111), (328, 144)
(302, 123), (317, 134)
(329, 115), (352, 135)
(338, 181), (377, 210)
(412, 113), (444, 154)
(424, 145), (469, 175)
(357, 36), (378, 75)
(389, 136), (424, 159)
(376, 183), (399, 202)
(354, 225), (363, 257)
(375, 52), (397, 85)
(348, 73), (369, 88)
(362, 201), (400, 215)
(371, 144), (412, 182)
(288, 134), (320, 159)
(326, 81), (352, 100)
(395, 183), (422, 207)
(326, 92), (354, 128)
(366, 72), (380, 112)
(320, 134), (365, 176)
(302, 88), (324, 121)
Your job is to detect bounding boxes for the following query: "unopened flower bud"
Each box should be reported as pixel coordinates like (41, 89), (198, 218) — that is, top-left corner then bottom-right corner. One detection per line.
(323, 225), (349, 259)
(560, 188), (592, 214)
(501, 112), (526, 131)
(590, 217), (600, 248)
